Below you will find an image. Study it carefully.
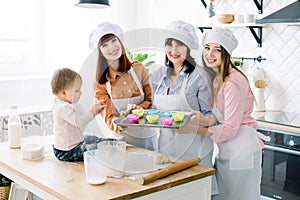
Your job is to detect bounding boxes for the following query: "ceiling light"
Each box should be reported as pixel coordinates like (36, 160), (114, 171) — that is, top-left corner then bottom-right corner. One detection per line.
(74, 0), (110, 9)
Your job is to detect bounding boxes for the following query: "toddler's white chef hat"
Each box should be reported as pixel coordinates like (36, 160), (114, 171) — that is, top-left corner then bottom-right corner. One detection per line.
(89, 22), (123, 49)
(164, 20), (199, 50)
(202, 27), (238, 55)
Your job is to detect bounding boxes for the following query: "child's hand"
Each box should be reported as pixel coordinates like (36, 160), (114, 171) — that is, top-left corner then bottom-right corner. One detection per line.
(92, 99), (106, 116)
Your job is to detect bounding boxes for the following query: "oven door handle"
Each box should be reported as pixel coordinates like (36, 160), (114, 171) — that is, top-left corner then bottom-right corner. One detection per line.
(264, 145), (300, 156)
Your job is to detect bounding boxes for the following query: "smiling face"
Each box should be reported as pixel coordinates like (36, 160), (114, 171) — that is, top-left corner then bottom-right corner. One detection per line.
(203, 43), (222, 72)
(165, 39), (187, 68)
(99, 36), (123, 63)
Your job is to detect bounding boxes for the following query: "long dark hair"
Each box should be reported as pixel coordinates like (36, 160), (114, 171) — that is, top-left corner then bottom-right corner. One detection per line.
(95, 34), (132, 84)
(164, 38), (196, 74)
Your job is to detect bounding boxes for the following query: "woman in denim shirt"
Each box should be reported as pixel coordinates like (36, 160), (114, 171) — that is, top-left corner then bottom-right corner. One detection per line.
(150, 20), (218, 195)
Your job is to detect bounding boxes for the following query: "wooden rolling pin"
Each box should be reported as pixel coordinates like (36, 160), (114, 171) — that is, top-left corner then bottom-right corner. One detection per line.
(138, 157), (201, 185)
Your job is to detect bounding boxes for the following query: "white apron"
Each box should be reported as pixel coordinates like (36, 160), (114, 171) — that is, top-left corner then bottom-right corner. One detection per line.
(153, 75), (218, 195)
(106, 68), (158, 150)
(212, 107), (262, 200)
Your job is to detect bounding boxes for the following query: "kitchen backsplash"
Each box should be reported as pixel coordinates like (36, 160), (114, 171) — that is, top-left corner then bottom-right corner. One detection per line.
(0, 109), (53, 142)
(215, 0), (300, 113)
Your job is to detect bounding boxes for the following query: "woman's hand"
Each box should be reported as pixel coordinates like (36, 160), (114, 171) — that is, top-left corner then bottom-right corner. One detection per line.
(176, 123), (210, 136)
(175, 111), (214, 136)
(190, 110), (216, 126)
(175, 113), (203, 133)
(120, 104), (143, 115)
(127, 104), (143, 110)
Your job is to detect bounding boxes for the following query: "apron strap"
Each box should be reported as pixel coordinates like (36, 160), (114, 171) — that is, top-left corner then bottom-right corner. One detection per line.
(129, 68), (144, 96)
(154, 68), (168, 95)
(106, 79), (112, 98)
(106, 68), (144, 99)
(177, 75), (191, 111)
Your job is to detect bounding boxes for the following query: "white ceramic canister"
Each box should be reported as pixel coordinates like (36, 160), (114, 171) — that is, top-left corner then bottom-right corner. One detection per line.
(253, 88), (266, 111)
(234, 14), (244, 23)
(244, 14), (256, 23)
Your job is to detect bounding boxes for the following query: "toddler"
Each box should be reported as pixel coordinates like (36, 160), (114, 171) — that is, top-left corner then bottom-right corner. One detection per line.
(51, 68), (112, 161)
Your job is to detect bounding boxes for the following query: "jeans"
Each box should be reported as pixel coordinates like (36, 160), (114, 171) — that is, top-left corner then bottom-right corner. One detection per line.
(53, 135), (116, 162)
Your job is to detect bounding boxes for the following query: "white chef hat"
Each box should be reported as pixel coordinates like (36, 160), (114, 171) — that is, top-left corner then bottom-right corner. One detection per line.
(202, 27), (238, 55)
(164, 20), (199, 50)
(89, 22), (123, 49)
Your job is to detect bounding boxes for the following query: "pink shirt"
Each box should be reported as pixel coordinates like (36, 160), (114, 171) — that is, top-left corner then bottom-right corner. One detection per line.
(208, 68), (258, 143)
(52, 98), (94, 150)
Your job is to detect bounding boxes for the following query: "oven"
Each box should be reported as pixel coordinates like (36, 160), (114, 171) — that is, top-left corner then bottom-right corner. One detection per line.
(258, 127), (300, 200)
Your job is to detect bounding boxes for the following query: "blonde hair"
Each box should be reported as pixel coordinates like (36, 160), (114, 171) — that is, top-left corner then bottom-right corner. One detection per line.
(51, 68), (82, 94)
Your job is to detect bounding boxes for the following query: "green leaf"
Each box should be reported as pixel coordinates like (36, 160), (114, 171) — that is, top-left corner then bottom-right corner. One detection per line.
(142, 54), (148, 61)
(1, 177), (11, 186)
(231, 58), (241, 66)
(126, 49), (156, 67)
(145, 61), (155, 67)
(135, 54), (143, 62)
(126, 49), (135, 61)
(147, 53), (156, 58)
(135, 54), (148, 62)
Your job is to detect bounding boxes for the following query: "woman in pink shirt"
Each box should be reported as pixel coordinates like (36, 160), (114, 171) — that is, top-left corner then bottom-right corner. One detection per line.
(179, 28), (262, 200)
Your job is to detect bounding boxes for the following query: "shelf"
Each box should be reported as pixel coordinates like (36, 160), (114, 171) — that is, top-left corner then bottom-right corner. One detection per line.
(197, 23), (267, 47)
(197, 23), (266, 29)
(200, 0), (207, 8)
(200, 0), (263, 14)
(253, 0), (263, 14)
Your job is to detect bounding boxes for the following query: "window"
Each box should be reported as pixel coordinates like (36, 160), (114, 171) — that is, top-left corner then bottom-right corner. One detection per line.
(0, 0), (46, 77)
(0, 0), (116, 109)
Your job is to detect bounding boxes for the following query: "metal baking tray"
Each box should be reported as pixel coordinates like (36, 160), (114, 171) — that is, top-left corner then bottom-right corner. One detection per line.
(113, 110), (190, 129)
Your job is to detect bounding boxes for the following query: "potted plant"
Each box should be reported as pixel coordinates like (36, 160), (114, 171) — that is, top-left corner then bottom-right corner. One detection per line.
(231, 58), (242, 67)
(0, 174), (12, 200)
(126, 50), (156, 71)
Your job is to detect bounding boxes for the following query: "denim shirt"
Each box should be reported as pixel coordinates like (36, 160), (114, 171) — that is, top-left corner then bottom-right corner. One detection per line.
(150, 64), (214, 117)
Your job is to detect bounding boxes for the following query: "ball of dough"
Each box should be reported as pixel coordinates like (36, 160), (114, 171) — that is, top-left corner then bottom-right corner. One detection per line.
(154, 153), (170, 164)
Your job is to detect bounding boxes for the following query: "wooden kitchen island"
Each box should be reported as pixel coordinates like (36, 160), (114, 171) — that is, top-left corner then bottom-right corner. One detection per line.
(0, 136), (215, 200)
